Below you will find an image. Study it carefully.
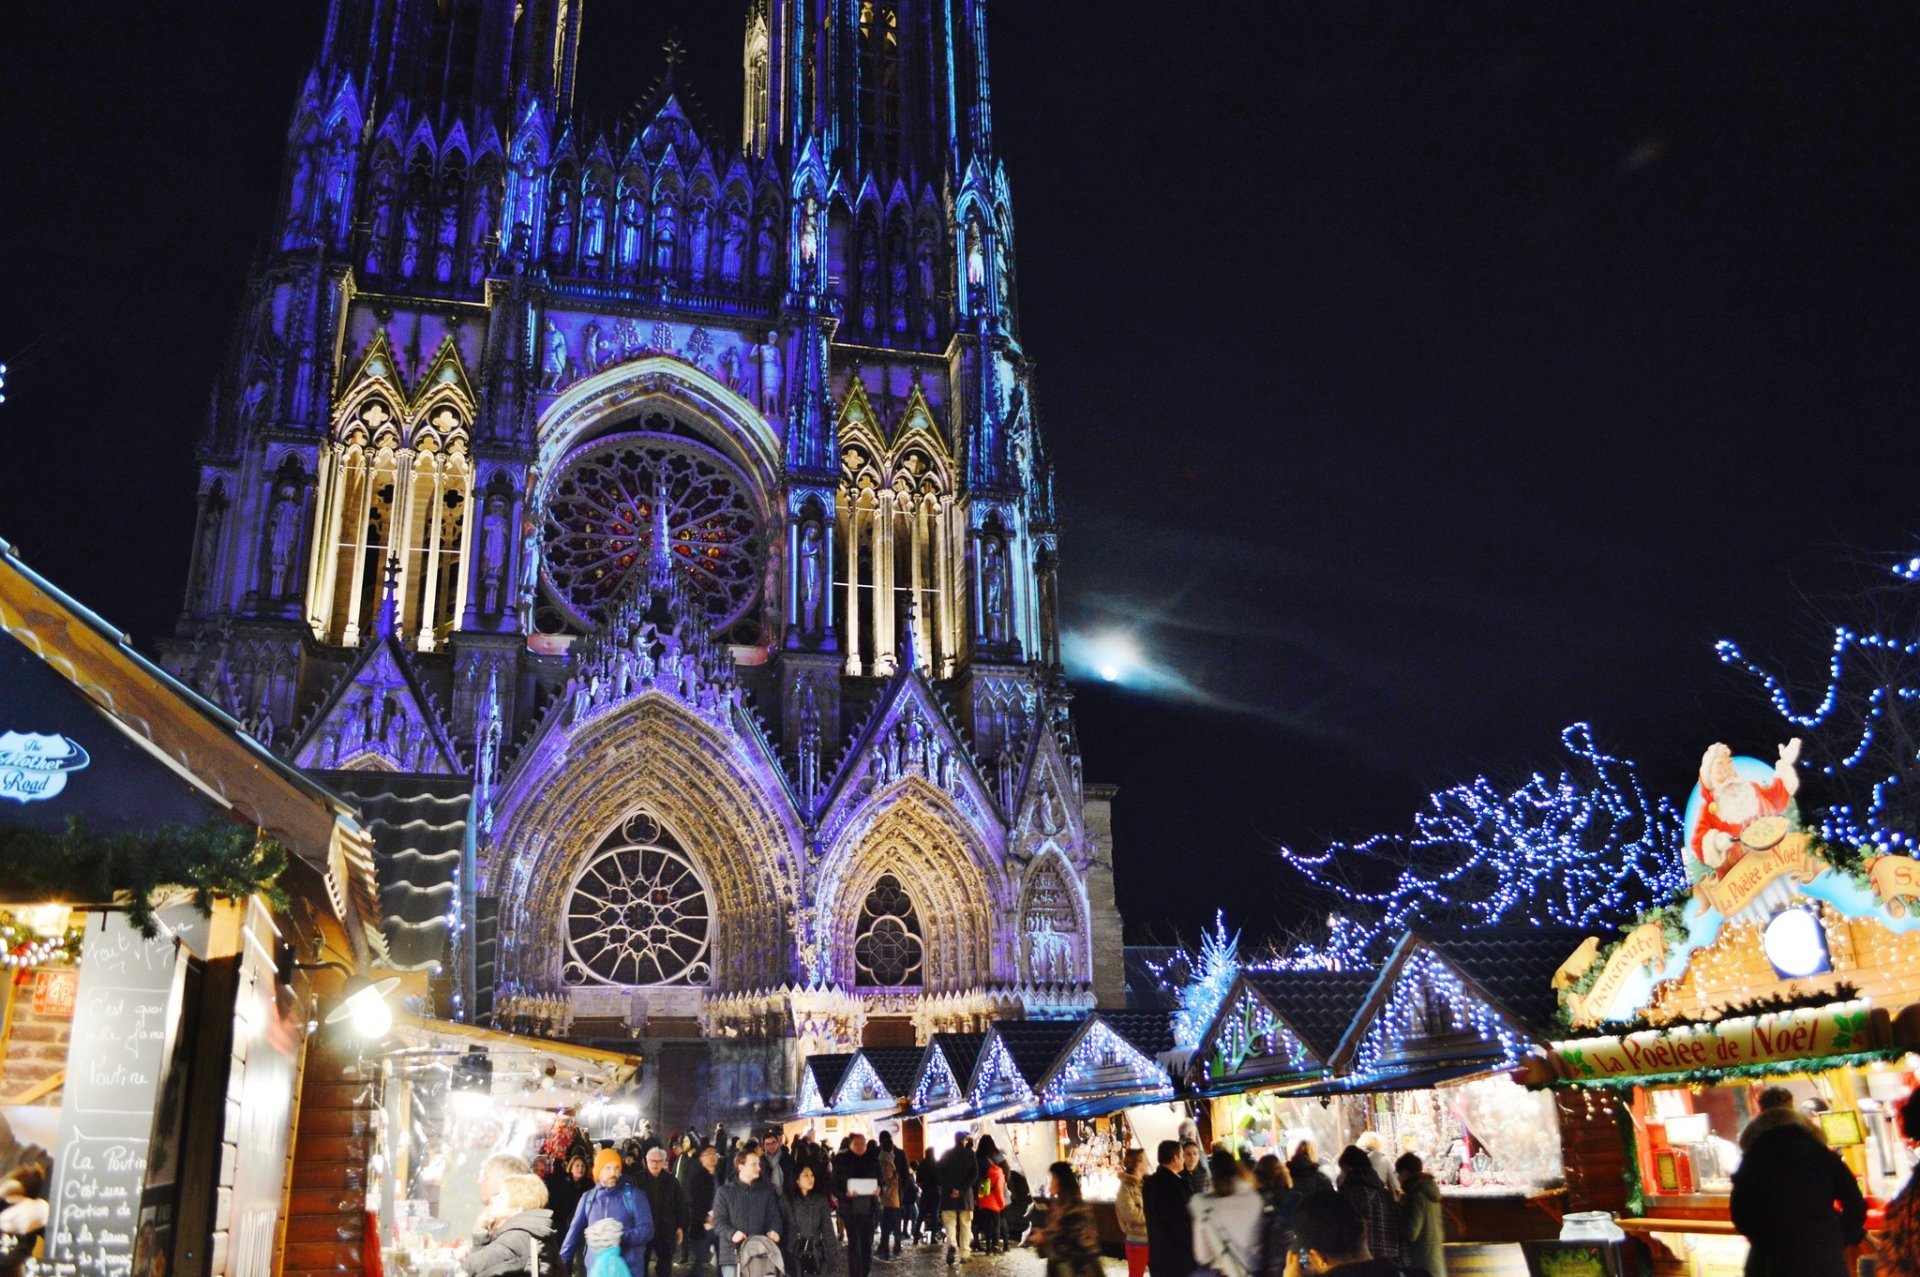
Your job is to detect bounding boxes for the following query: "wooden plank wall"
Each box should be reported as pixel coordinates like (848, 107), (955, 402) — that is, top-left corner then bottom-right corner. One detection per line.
(1556, 1088), (1630, 1216)
(281, 1033), (374, 1277)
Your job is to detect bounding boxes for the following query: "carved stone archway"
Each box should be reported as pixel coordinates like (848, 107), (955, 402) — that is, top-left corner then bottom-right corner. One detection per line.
(488, 693), (802, 992)
(815, 779), (1002, 993)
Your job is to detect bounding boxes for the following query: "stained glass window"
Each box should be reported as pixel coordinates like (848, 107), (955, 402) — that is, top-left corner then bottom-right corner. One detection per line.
(544, 433), (763, 633)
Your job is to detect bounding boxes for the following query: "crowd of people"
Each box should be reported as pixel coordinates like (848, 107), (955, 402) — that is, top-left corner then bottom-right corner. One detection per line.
(446, 1087), (1920, 1277)
(446, 1123), (1040, 1277)
(1117, 1134), (1445, 1277)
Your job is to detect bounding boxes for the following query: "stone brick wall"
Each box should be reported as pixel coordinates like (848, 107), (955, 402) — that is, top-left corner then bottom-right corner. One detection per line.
(0, 966), (76, 1104)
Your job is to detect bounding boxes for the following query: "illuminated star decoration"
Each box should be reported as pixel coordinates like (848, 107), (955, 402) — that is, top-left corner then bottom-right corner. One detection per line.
(1717, 556), (1920, 855)
(1279, 723), (1687, 964)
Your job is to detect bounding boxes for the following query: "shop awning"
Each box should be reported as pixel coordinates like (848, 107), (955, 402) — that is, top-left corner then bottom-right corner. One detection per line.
(792, 1053), (859, 1118)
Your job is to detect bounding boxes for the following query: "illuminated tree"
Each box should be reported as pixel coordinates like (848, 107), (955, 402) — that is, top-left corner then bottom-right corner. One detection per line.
(1717, 554), (1920, 853)
(1280, 723), (1688, 962)
(1155, 912), (1241, 1050)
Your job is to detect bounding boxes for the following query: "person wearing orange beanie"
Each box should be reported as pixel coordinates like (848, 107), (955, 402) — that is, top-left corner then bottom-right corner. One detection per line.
(562, 1146), (656, 1273)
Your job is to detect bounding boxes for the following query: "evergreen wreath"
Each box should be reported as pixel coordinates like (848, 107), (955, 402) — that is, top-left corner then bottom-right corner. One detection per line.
(0, 818), (289, 937)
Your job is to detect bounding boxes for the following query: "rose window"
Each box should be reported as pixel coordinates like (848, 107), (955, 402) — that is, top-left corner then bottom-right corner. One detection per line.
(563, 814), (712, 987)
(854, 874), (924, 988)
(544, 433), (764, 634)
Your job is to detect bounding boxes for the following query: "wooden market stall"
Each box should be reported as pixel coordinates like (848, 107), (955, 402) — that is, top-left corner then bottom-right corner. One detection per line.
(0, 535), (385, 1277)
(1525, 816), (1920, 1277)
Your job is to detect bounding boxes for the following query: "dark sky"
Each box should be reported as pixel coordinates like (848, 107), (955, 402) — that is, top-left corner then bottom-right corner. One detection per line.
(2, 2), (1916, 946)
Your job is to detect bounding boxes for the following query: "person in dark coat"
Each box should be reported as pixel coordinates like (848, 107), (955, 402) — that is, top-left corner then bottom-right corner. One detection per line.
(833, 1131), (885, 1277)
(1142, 1139), (1196, 1277)
(937, 1132), (981, 1264)
(1288, 1141), (1335, 1200)
(915, 1150), (944, 1244)
(545, 1151), (593, 1248)
(1337, 1146), (1407, 1267)
(561, 1149), (656, 1275)
(1291, 1189), (1428, 1277)
(712, 1149), (784, 1277)
(781, 1162), (836, 1276)
(687, 1144), (723, 1277)
(1730, 1088), (1865, 1277)
(639, 1145), (688, 1277)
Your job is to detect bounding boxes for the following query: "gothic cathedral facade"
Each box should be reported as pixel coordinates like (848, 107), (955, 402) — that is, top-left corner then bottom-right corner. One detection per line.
(162, 0), (1124, 1119)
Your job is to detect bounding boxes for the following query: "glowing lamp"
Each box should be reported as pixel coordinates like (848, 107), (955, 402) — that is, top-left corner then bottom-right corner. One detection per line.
(1762, 908), (1830, 980)
(325, 974), (402, 1039)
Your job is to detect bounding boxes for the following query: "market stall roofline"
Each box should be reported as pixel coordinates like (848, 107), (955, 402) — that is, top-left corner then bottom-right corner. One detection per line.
(1003, 1090), (1176, 1123)
(1185, 967), (1381, 1094)
(0, 535), (366, 839)
(0, 535), (383, 950)
(1331, 925), (1597, 1068)
(1026, 1014), (1176, 1106)
(394, 1013), (641, 1075)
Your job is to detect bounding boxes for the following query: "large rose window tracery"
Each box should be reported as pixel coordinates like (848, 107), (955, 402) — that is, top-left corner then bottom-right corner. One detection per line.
(854, 874), (924, 988)
(543, 433), (764, 634)
(563, 814), (713, 987)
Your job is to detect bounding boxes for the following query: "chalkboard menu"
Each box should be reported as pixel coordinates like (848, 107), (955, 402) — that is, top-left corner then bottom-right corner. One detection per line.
(45, 912), (185, 1277)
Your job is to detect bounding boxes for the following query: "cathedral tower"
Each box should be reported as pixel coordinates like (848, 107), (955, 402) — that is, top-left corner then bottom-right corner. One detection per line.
(164, 0), (1112, 1124)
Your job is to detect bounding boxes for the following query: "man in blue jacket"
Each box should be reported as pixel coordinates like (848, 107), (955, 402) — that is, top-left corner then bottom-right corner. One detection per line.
(562, 1148), (656, 1273)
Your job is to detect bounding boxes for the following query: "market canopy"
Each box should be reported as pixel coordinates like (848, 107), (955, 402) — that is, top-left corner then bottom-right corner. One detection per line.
(1188, 968), (1380, 1098)
(824, 1046), (926, 1115)
(0, 537), (382, 954)
(968, 1020), (1084, 1114)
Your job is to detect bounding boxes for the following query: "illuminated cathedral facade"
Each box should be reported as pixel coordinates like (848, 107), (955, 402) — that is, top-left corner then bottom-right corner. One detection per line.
(162, 0), (1124, 1116)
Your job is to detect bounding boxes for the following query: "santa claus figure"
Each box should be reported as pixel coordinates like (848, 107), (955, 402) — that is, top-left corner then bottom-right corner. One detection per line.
(1692, 737), (1802, 872)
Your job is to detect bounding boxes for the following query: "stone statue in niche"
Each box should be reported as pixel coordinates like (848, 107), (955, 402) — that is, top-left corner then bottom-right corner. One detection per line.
(516, 516), (542, 632)
(756, 217), (778, 285)
(617, 192), (644, 276)
(966, 223), (986, 290)
(548, 185), (574, 261)
(401, 200), (423, 277)
(192, 493), (224, 608)
(287, 149), (316, 238)
(478, 495), (509, 614)
(322, 142), (351, 237)
(265, 482), (301, 599)
(799, 198), (819, 267)
(652, 199), (678, 275)
(799, 521), (824, 635)
(435, 201), (458, 282)
(541, 321), (570, 390)
(860, 235), (881, 330)
(720, 205), (747, 283)
(891, 253), (910, 334)
(689, 197), (711, 283)
(757, 332), (785, 416)
(471, 181), (495, 250)
(718, 345), (740, 391)
(981, 536), (1007, 643)
(582, 191), (607, 265)
(366, 180), (394, 273)
(580, 322), (604, 372)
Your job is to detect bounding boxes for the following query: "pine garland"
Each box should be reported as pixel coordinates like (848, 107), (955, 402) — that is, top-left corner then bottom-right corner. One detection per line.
(0, 818), (289, 937)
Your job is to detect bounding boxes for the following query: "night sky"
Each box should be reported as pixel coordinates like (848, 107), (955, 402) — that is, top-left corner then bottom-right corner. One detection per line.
(2, 3), (1915, 946)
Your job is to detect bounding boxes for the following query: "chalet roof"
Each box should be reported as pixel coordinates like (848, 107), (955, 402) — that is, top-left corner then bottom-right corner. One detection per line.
(990, 1020), (1084, 1086)
(859, 1046), (927, 1101)
(1097, 1010), (1175, 1060)
(1241, 968), (1383, 1064)
(1408, 925), (1598, 1039)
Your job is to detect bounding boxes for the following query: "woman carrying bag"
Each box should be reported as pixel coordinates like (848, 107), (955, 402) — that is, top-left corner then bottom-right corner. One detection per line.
(782, 1163), (835, 1277)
